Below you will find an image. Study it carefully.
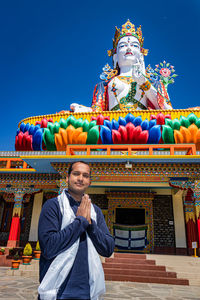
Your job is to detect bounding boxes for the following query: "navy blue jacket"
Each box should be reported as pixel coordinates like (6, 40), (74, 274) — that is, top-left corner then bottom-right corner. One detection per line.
(38, 191), (114, 300)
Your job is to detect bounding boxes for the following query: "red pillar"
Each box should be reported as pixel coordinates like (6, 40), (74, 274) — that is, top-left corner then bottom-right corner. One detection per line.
(7, 215), (21, 248)
(185, 218), (198, 249)
(7, 191), (24, 248)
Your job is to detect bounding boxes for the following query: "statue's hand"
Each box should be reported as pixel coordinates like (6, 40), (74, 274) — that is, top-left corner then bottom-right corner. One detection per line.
(132, 60), (146, 85)
(133, 72), (146, 86)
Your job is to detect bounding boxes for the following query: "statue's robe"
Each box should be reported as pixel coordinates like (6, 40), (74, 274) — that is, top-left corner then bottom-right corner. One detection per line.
(91, 76), (172, 111)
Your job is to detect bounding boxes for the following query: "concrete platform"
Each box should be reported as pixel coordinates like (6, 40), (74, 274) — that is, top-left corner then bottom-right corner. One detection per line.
(147, 254), (200, 286)
(1, 267), (200, 299)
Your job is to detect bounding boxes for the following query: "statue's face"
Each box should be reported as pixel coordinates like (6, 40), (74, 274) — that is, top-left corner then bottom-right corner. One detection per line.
(116, 35), (141, 68)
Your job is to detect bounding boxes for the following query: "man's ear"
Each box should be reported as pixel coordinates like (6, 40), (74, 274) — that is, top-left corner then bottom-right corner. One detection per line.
(66, 176), (69, 184)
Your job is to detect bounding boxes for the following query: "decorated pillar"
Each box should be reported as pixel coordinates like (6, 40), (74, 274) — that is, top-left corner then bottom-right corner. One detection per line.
(1, 186), (40, 248)
(7, 189), (25, 247)
(169, 179), (198, 255)
(172, 189), (187, 253)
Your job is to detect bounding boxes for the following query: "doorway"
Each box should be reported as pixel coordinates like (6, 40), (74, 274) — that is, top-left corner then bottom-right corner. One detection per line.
(116, 208), (145, 225)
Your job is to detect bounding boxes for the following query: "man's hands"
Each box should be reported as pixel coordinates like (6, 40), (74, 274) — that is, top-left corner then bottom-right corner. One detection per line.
(76, 194), (91, 224)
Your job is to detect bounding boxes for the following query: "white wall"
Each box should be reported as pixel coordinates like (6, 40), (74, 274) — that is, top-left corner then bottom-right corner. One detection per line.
(28, 192), (43, 242)
(172, 190), (186, 248)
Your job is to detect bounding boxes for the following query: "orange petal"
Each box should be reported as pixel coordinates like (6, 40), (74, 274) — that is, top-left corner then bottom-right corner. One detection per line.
(72, 127), (83, 144)
(59, 128), (68, 146)
(55, 133), (65, 151)
(66, 125), (75, 144)
(188, 124), (198, 143)
(174, 130), (184, 144)
(180, 126), (192, 143)
(77, 132), (87, 144)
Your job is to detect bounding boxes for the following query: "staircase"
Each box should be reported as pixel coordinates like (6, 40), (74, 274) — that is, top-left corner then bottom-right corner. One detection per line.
(103, 253), (189, 285)
(147, 254), (200, 286)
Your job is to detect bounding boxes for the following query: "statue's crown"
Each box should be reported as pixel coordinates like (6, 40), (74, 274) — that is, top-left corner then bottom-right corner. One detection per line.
(108, 19), (148, 57)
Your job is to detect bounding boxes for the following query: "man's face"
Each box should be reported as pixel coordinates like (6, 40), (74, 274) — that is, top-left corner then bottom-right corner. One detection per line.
(67, 162), (91, 196)
(116, 35), (141, 68)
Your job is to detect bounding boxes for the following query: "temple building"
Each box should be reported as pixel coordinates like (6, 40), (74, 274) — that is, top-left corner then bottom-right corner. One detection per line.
(0, 108), (200, 256)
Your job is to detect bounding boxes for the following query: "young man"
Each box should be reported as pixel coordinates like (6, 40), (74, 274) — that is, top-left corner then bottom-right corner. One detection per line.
(38, 161), (114, 300)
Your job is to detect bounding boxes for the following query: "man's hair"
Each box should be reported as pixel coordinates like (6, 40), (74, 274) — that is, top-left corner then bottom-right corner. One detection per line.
(68, 161), (91, 176)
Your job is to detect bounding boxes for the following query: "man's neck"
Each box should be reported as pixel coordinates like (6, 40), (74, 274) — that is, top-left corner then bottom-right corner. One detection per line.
(68, 190), (82, 203)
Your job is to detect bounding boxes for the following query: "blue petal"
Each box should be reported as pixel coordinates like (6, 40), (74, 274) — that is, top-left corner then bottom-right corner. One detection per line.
(111, 119), (119, 130)
(24, 123), (30, 132)
(125, 113), (135, 124)
(118, 116), (126, 126)
(20, 122), (26, 133)
(100, 125), (113, 144)
(148, 125), (161, 144)
(32, 128), (43, 151)
(149, 119), (157, 129)
(29, 124), (35, 136)
(133, 116), (142, 127)
(104, 120), (112, 130)
(141, 119), (149, 131)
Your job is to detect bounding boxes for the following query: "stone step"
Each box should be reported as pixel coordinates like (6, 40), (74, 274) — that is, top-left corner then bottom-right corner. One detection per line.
(103, 267), (177, 278)
(103, 262), (166, 271)
(105, 257), (155, 265)
(114, 253), (146, 259)
(105, 273), (189, 285)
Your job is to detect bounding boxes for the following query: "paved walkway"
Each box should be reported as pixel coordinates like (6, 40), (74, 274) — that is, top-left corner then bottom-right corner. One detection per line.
(0, 267), (200, 300)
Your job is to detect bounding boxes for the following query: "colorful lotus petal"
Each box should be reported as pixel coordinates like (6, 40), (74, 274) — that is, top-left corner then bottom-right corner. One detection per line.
(133, 116), (142, 127)
(100, 126), (112, 144)
(86, 126), (99, 144)
(112, 129), (121, 144)
(118, 116), (126, 126)
(148, 125), (161, 144)
(125, 113), (135, 124)
(14, 112), (200, 151)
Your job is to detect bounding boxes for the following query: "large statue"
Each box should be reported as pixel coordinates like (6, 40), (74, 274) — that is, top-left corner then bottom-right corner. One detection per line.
(71, 20), (173, 113)
(19, 19), (200, 152)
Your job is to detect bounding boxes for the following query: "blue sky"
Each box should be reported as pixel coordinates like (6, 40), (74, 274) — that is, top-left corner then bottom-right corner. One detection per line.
(0, 0), (199, 150)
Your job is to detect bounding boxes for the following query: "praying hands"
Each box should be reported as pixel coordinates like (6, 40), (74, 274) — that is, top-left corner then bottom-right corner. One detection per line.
(76, 194), (91, 224)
